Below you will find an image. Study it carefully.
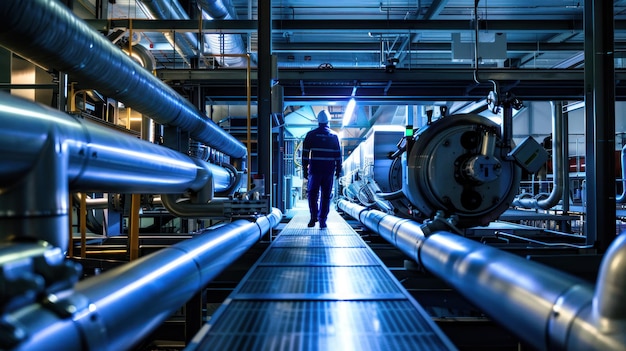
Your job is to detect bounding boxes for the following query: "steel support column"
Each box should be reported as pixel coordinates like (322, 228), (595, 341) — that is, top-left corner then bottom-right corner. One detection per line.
(258, 0), (272, 206)
(584, 0), (615, 251)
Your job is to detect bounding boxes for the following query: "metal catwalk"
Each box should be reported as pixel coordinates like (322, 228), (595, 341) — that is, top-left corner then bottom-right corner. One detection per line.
(186, 209), (457, 351)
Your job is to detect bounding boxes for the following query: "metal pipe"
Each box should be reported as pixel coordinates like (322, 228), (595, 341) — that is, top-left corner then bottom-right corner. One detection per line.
(584, 233), (626, 339)
(513, 101), (564, 209)
(0, 91), (216, 193)
(616, 144), (626, 203)
(0, 92), (233, 250)
(561, 103), (570, 212)
(74, 194), (109, 210)
(3, 208), (282, 351)
(137, 0), (200, 62)
(200, 11), (248, 67)
(337, 199), (626, 351)
(160, 195), (231, 218)
(198, 0), (248, 65)
(0, 0), (246, 159)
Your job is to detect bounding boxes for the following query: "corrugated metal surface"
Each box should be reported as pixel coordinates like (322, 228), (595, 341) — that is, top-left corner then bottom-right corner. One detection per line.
(186, 210), (457, 350)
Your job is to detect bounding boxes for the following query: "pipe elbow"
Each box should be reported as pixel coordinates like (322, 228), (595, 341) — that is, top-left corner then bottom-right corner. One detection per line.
(593, 233), (626, 331)
(513, 196), (538, 209)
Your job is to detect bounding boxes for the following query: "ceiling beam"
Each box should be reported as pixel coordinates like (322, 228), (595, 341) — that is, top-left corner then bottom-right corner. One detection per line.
(86, 19), (609, 33)
(272, 41), (626, 53)
(157, 68), (588, 82)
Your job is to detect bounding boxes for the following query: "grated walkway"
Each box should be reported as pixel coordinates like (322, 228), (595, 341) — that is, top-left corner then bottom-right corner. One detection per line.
(185, 208), (457, 351)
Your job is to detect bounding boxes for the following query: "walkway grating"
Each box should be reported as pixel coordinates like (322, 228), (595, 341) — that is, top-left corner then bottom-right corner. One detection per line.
(186, 209), (457, 351)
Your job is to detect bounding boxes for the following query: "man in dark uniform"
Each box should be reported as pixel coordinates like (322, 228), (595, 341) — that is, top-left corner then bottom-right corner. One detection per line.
(302, 110), (342, 228)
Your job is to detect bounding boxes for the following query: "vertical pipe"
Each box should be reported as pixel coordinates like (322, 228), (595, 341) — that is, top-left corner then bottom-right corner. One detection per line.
(583, 0), (615, 251)
(68, 194), (74, 258)
(129, 194), (141, 260)
(80, 193), (87, 259)
(561, 102), (570, 214)
(247, 54), (252, 188)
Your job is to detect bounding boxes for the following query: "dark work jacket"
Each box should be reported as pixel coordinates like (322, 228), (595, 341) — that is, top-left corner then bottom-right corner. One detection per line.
(302, 124), (342, 177)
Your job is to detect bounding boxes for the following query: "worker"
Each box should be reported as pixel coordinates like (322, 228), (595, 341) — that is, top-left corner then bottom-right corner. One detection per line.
(302, 110), (342, 228)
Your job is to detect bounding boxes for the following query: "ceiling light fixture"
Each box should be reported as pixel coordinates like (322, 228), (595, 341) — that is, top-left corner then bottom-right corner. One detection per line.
(342, 98), (356, 126)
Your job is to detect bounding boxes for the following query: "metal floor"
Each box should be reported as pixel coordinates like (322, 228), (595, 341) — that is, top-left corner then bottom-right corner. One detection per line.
(186, 209), (457, 351)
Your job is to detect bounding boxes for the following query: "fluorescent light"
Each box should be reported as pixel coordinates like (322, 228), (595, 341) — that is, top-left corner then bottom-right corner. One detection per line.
(342, 98), (356, 126)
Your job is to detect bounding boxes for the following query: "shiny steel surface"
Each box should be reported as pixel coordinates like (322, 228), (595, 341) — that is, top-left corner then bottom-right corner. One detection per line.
(403, 114), (520, 226)
(0, 92), (233, 250)
(186, 209), (456, 351)
(0, 0), (246, 158)
(338, 199), (626, 351)
(591, 233), (626, 333)
(6, 208), (282, 351)
(0, 92), (207, 193)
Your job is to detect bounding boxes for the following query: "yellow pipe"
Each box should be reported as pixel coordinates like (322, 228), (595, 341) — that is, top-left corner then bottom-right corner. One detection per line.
(69, 82), (76, 112)
(80, 193), (87, 259)
(128, 193), (141, 260)
(86, 250), (128, 255)
(68, 193), (74, 258)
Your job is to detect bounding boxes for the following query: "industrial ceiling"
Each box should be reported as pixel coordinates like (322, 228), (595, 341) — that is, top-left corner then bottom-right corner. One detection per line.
(96, 1), (626, 102)
(78, 0), (625, 136)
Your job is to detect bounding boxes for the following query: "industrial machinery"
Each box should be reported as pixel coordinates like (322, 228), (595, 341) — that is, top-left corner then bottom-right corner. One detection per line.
(341, 112), (548, 228)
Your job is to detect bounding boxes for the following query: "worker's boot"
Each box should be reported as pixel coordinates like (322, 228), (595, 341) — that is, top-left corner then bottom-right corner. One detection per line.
(307, 218), (316, 227)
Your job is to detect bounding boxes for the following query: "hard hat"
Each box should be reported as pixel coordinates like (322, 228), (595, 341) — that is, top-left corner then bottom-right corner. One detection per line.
(317, 110), (330, 124)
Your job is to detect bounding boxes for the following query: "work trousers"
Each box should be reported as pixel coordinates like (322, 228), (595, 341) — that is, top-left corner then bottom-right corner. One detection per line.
(307, 172), (334, 223)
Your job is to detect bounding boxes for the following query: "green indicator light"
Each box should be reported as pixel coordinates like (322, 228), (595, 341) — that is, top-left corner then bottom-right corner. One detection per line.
(405, 125), (413, 137)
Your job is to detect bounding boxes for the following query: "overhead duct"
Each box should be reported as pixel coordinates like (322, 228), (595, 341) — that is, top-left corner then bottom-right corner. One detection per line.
(198, 0), (249, 67)
(137, 0), (201, 63)
(338, 199), (626, 351)
(0, 0), (247, 159)
(0, 91), (235, 251)
(2, 208), (282, 351)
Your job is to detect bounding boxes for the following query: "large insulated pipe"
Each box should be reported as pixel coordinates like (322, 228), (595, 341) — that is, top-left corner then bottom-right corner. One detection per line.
(138, 0), (200, 61)
(201, 12), (247, 68)
(0, 0), (246, 159)
(338, 199), (626, 351)
(0, 92), (233, 250)
(2, 208), (282, 351)
(513, 101), (564, 209)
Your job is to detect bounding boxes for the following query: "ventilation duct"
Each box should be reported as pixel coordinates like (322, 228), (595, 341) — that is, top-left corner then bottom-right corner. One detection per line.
(198, 0), (249, 67)
(138, 0), (201, 64)
(0, 0), (246, 159)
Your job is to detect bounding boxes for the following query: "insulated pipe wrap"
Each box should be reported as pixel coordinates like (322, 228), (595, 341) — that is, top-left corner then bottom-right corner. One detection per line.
(0, 0), (246, 159)
(138, 0), (199, 58)
(8, 209), (282, 351)
(420, 232), (588, 349)
(0, 92), (236, 249)
(336, 200), (626, 351)
(0, 92), (202, 193)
